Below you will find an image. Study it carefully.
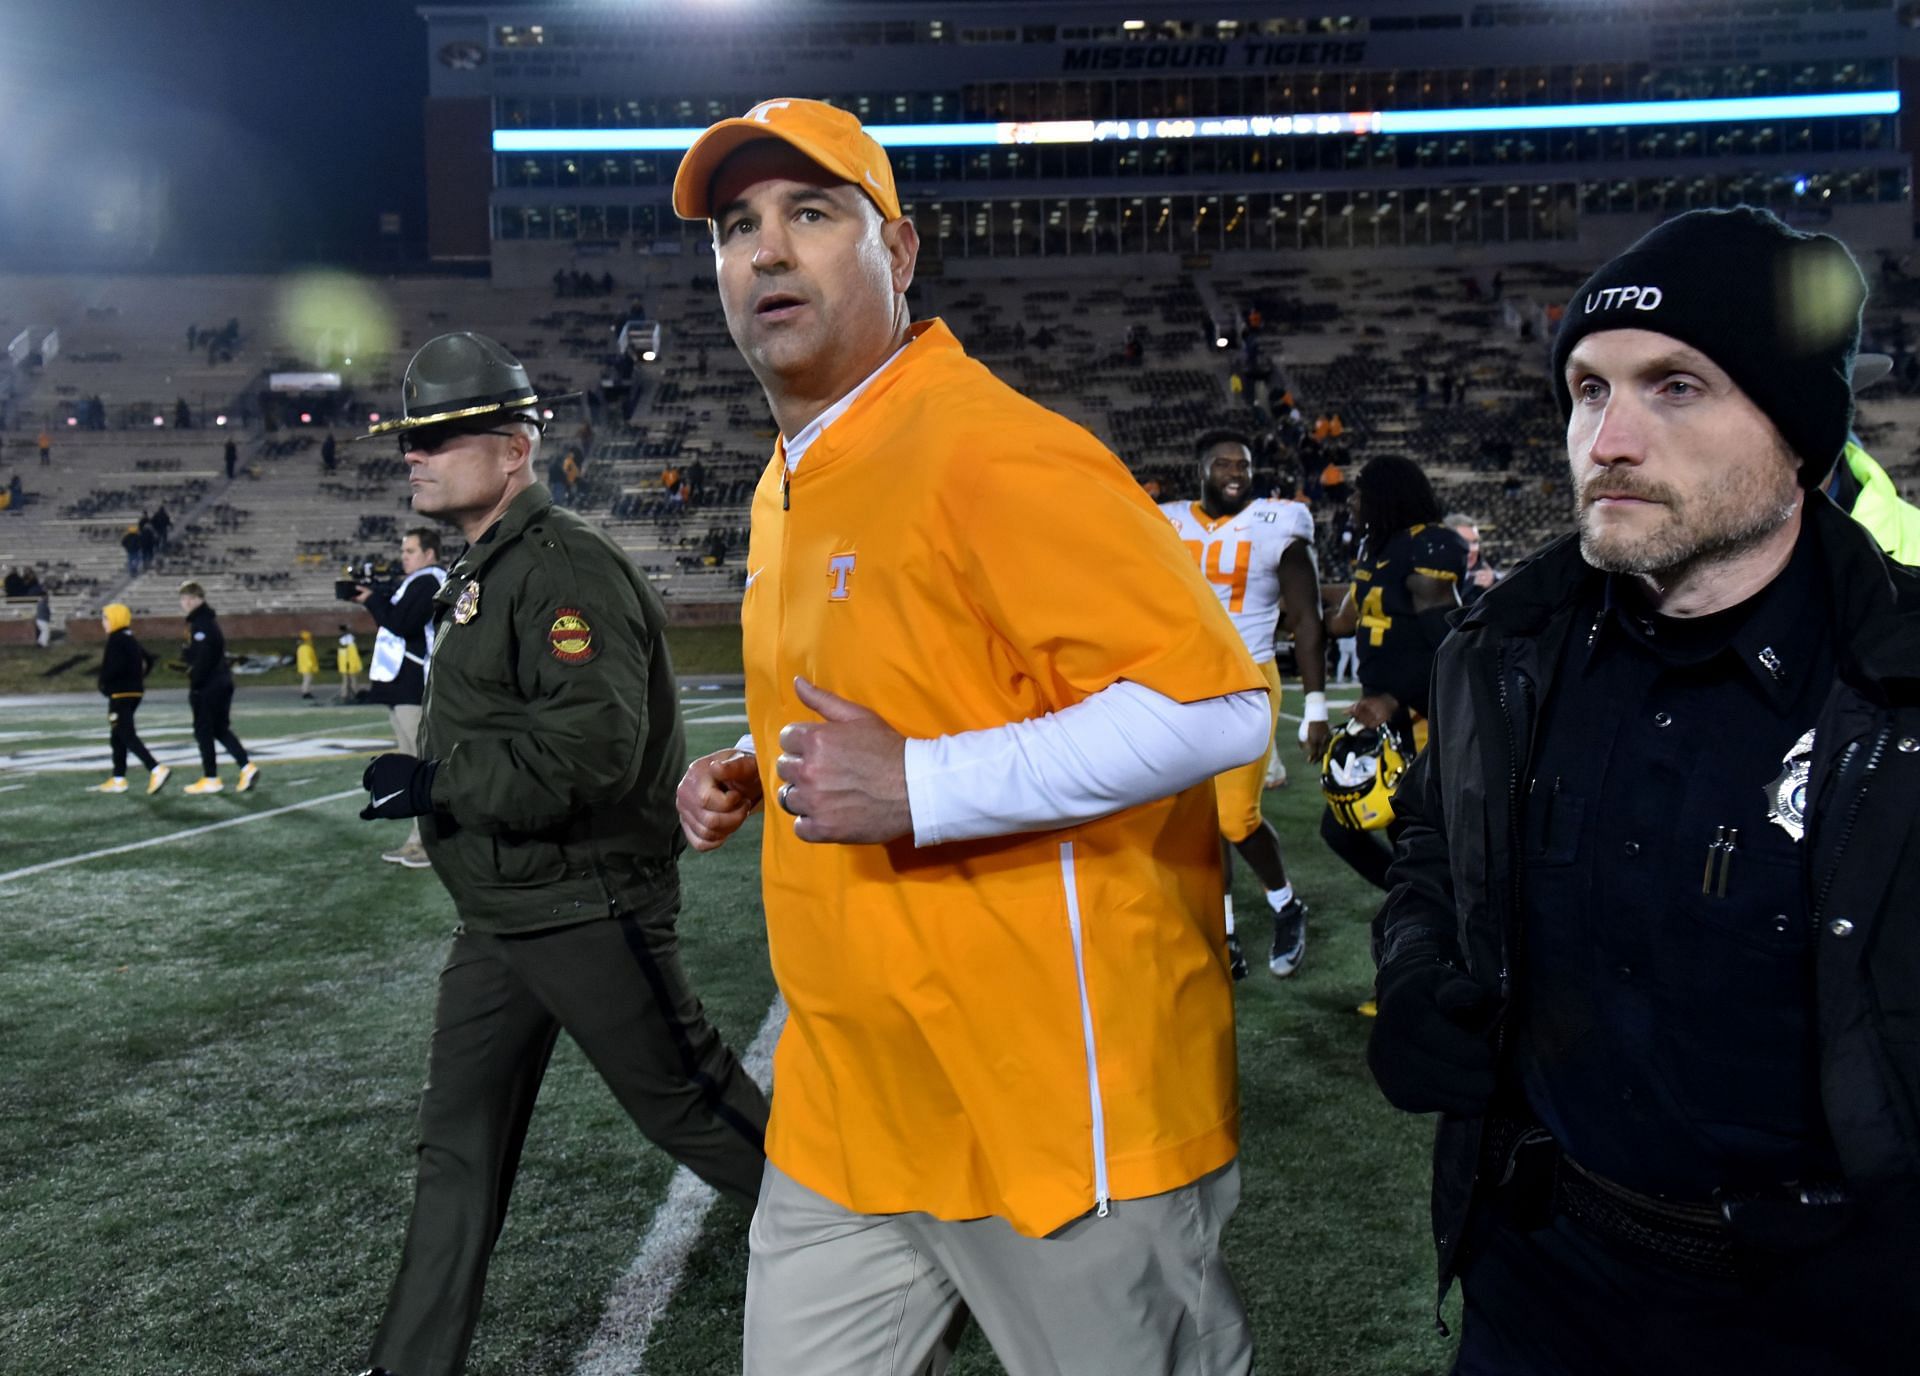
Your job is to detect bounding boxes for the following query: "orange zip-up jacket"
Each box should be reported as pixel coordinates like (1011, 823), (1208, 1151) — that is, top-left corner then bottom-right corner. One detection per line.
(742, 319), (1264, 1237)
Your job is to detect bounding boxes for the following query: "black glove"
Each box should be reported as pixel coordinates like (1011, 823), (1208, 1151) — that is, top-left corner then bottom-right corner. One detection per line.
(359, 753), (439, 821)
(1366, 955), (1500, 1116)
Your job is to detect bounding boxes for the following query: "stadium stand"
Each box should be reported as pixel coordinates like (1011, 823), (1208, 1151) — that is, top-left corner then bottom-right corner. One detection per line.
(9, 257), (1920, 636)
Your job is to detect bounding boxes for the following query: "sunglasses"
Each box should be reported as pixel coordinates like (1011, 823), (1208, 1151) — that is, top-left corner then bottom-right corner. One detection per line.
(396, 425), (523, 459)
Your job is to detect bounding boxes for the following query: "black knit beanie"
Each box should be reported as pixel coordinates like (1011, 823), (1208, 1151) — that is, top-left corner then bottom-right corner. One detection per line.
(1550, 206), (1866, 486)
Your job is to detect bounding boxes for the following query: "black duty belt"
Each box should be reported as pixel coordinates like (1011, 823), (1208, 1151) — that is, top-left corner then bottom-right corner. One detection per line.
(1481, 1115), (1852, 1280)
(1553, 1156), (1743, 1279)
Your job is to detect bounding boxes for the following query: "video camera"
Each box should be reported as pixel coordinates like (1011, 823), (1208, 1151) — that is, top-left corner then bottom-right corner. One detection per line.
(335, 556), (399, 602)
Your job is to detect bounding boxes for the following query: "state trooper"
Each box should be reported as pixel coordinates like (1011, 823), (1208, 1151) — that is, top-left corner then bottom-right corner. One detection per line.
(352, 332), (767, 1376)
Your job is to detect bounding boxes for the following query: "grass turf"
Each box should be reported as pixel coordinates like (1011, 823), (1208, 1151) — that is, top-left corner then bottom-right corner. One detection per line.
(0, 691), (1459, 1375)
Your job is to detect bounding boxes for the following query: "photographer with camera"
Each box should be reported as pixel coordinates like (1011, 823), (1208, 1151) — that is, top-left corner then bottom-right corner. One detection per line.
(351, 529), (447, 867)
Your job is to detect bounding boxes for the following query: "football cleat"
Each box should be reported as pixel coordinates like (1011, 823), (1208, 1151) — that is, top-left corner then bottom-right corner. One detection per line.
(1268, 898), (1308, 978)
(147, 764), (172, 795)
(97, 776), (130, 794)
(1225, 931), (1249, 982)
(1263, 749), (1288, 790)
(236, 762), (259, 792)
(184, 776), (224, 795)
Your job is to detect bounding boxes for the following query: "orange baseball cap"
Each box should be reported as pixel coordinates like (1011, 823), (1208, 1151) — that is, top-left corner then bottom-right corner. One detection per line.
(672, 98), (901, 222)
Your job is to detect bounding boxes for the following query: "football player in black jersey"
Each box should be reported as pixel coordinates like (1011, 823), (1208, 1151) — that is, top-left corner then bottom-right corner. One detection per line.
(1322, 456), (1467, 890)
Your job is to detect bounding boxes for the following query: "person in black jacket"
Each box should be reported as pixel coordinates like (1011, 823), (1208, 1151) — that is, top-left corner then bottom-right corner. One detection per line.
(96, 602), (169, 795)
(178, 581), (256, 795)
(1368, 208), (1918, 1374)
(353, 527), (447, 866)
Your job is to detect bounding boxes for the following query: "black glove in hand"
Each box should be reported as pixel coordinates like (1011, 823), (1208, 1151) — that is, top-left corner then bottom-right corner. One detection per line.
(359, 754), (439, 821)
(1366, 957), (1500, 1116)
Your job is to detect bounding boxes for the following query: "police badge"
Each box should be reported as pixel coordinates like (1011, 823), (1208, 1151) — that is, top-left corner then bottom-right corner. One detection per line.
(1764, 727), (1815, 842)
(453, 579), (481, 625)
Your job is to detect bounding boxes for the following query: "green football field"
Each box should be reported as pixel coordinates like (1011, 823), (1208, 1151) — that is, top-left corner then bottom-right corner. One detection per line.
(0, 685), (1459, 1375)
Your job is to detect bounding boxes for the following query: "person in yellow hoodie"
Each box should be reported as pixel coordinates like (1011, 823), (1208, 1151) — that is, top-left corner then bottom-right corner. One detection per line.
(96, 603), (170, 794)
(671, 100), (1268, 1375)
(336, 623), (363, 703)
(295, 630), (319, 698)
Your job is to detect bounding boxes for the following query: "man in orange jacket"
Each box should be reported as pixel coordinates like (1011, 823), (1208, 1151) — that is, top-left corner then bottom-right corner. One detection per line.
(673, 100), (1269, 1374)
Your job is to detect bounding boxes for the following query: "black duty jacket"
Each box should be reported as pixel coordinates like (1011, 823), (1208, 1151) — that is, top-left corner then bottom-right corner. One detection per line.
(1377, 493), (1920, 1304)
(98, 629), (154, 699)
(420, 484), (685, 933)
(182, 603), (230, 690)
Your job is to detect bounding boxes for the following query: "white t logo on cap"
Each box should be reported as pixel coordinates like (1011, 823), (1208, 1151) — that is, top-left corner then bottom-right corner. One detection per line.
(749, 101), (792, 123)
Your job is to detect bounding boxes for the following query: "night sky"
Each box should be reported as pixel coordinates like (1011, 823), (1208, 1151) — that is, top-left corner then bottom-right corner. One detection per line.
(0, 0), (556, 270)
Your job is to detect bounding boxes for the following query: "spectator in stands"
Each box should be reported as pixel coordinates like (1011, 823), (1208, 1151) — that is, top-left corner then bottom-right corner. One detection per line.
(321, 432), (337, 473)
(702, 526), (729, 566)
(151, 503), (171, 552)
(95, 603), (166, 792)
(688, 457), (706, 506)
(1320, 458), (1346, 498)
(336, 624), (363, 704)
(224, 437), (237, 480)
(671, 96), (1261, 1374)
(137, 518), (157, 573)
(121, 525), (141, 577)
(34, 585), (52, 648)
(4, 473), (19, 511)
(175, 398), (191, 429)
(178, 581), (256, 794)
(37, 428), (51, 467)
(356, 527), (447, 867)
(295, 630), (318, 699)
(3, 567), (21, 597)
(1444, 512), (1501, 607)
(562, 451), (581, 506)
(547, 451), (570, 506)
(1415, 373), (1430, 409)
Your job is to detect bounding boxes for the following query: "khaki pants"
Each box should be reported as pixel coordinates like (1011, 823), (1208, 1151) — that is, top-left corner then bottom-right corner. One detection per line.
(390, 704), (424, 851)
(744, 1159), (1252, 1376)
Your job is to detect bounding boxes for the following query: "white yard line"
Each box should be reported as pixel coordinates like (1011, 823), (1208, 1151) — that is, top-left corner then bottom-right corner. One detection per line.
(571, 994), (787, 1376)
(0, 789), (361, 886)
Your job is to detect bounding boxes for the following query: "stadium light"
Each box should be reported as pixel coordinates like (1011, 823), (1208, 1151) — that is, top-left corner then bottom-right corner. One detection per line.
(495, 90), (1900, 154)
(368, 411), (382, 423)
(215, 414), (228, 426)
(65, 416), (77, 426)
(542, 408), (555, 419)
(152, 415), (164, 427)
(1215, 335), (1230, 348)
(300, 411), (313, 423)
(642, 349), (657, 362)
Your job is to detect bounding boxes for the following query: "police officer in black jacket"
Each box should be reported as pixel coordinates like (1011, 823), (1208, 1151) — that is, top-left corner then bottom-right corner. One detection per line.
(1369, 208), (1920, 1373)
(178, 580), (255, 795)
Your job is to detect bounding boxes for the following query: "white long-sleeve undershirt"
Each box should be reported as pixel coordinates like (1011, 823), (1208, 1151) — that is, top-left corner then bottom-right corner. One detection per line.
(737, 680), (1271, 847)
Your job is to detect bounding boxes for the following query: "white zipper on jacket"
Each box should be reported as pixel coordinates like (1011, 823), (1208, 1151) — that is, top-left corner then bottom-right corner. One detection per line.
(1059, 840), (1111, 1217)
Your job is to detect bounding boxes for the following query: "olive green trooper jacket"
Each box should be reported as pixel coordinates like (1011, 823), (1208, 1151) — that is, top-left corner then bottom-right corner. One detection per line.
(419, 483), (686, 931)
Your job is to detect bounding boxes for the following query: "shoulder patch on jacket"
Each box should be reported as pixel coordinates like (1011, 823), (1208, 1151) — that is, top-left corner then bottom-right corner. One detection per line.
(548, 608), (596, 665)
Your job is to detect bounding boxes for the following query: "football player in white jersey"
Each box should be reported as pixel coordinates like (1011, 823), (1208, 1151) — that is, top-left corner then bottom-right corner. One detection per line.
(1162, 430), (1330, 978)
